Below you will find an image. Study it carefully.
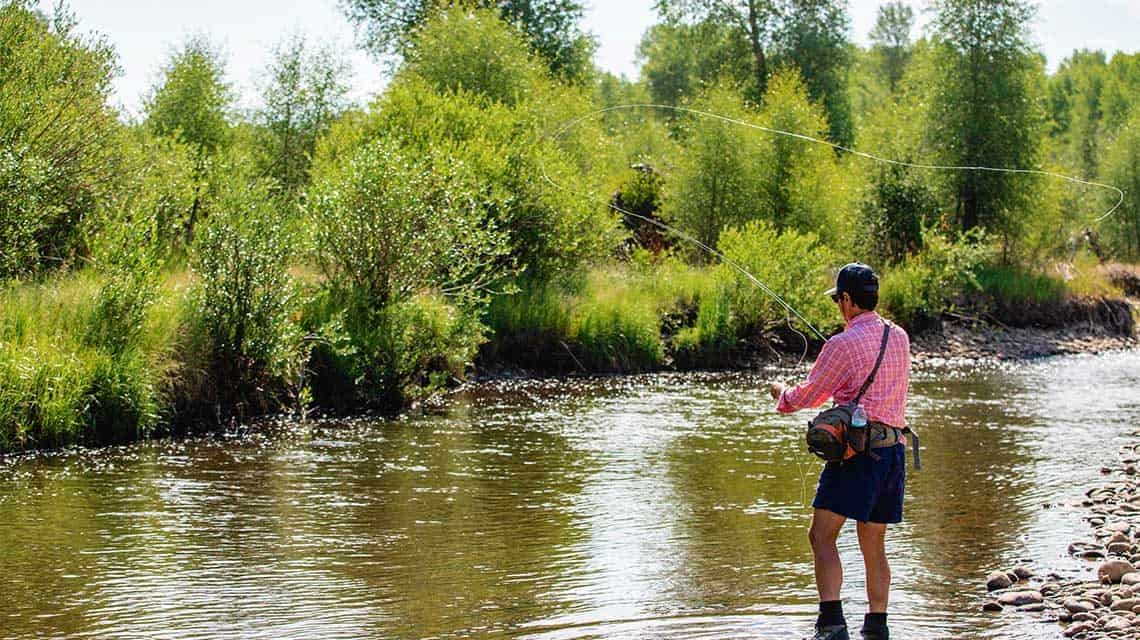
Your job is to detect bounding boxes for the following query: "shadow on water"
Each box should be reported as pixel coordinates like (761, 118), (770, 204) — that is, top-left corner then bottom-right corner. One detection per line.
(3, 352), (1140, 639)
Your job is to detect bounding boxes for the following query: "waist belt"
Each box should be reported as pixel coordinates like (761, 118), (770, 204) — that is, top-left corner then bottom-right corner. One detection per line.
(868, 422), (922, 470)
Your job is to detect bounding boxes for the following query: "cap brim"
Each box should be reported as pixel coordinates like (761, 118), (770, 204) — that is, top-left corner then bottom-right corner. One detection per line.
(823, 286), (838, 297)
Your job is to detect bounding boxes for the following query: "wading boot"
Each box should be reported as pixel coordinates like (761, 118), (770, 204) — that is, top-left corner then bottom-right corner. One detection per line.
(860, 613), (889, 640)
(807, 624), (850, 640)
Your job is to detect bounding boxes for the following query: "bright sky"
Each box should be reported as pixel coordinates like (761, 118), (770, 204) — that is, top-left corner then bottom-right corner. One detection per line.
(41, 0), (1140, 117)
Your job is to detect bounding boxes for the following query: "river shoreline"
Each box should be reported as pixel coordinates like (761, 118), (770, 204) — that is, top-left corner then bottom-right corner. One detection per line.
(981, 435), (1140, 639)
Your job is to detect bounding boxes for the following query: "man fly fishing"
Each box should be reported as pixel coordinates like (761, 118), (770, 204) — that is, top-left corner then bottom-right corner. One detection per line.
(768, 263), (914, 640)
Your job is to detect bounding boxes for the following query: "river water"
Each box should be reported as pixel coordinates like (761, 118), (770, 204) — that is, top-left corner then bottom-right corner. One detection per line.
(3, 351), (1139, 639)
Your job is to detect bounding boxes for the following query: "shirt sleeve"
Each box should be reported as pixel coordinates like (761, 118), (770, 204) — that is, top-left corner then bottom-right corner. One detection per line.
(776, 338), (848, 414)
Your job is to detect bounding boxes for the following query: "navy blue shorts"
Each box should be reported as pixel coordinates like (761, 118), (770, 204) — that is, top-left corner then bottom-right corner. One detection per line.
(812, 443), (906, 524)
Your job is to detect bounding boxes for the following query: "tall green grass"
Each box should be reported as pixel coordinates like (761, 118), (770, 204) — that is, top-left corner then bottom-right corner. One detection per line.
(0, 272), (182, 452)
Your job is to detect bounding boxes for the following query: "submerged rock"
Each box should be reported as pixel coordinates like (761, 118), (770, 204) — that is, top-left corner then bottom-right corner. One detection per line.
(987, 571), (1013, 591)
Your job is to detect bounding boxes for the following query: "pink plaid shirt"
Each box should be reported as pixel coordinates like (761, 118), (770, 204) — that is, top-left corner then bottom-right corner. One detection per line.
(777, 311), (910, 428)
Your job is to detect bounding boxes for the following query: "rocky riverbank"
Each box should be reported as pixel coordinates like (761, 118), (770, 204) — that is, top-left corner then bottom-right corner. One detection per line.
(911, 315), (1138, 364)
(982, 439), (1140, 638)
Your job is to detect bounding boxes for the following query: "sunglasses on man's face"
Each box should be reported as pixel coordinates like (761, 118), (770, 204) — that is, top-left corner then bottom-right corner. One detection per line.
(831, 293), (843, 303)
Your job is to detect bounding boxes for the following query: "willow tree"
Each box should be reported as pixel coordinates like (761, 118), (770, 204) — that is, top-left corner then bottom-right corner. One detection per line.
(869, 0), (915, 95)
(655, 0), (853, 145)
(928, 0), (1044, 240)
(340, 0), (594, 81)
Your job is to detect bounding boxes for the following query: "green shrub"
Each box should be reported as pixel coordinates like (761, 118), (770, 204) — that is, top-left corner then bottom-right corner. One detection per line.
(308, 290), (484, 408)
(0, 2), (122, 275)
(716, 220), (841, 338)
(878, 229), (995, 329)
(189, 179), (304, 413)
(308, 136), (512, 406)
(0, 149), (52, 279)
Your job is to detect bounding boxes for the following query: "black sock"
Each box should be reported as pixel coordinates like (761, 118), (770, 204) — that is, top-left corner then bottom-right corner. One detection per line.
(863, 612), (888, 631)
(817, 600), (845, 627)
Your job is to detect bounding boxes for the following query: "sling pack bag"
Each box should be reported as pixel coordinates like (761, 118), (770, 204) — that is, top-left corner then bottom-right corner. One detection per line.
(805, 321), (921, 469)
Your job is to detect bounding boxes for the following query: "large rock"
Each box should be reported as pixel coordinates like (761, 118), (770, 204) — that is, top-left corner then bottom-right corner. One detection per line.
(1123, 572), (1140, 586)
(1064, 598), (1095, 614)
(986, 571), (1013, 591)
(1099, 559), (1136, 584)
(1012, 565), (1035, 580)
(997, 590), (1044, 606)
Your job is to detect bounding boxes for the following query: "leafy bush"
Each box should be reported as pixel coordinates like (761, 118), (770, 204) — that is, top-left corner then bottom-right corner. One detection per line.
(0, 150), (52, 279)
(308, 291), (484, 408)
(308, 136), (513, 405)
(189, 178), (304, 413)
(0, 2), (122, 275)
(878, 229), (995, 330)
(716, 220), (841, 338)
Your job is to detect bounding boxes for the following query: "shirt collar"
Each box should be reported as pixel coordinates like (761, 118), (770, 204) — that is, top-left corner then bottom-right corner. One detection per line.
(845, 310), (881, 331)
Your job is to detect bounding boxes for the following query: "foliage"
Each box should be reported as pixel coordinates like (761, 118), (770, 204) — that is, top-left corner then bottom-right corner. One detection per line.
(310, 136), (513, 308)
(1100, 109), (1140, 258)
(662, 70), (854, 251)
(878, 229), (994, 329)
(716, 219), (840, 337)
(145, 36), (233, 155)
(308, 290), (484, 407)
(771, 0), (853, 146)
(189, 177), (305, 411)
(403, 5), (546, 107)
(927, 0), (1045, 241)
(255, 34), (350, 194)
(868, 0), (914, 94)
(636, 20), (754, 105)
(0, 1), (122, 274)
(341, 0), (595, 81)
(109, 129), (200, 256)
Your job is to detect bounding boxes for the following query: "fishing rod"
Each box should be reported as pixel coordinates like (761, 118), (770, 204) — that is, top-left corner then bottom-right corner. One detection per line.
(539, 102), (1126, 346)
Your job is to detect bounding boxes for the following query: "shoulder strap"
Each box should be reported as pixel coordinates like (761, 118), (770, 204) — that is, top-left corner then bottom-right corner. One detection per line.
(852, 321), (891, 406)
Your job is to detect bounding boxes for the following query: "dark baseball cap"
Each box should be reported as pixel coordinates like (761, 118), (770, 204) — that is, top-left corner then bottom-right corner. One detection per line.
(824, 262), (879, 297)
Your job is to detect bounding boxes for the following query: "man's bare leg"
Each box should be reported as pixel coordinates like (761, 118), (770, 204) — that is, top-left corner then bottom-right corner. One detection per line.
(856, 521), (890, 612)
(809, 508), (847, 601)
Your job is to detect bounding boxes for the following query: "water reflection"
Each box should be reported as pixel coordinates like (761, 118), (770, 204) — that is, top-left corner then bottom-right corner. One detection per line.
(2, 353), (1139, 639)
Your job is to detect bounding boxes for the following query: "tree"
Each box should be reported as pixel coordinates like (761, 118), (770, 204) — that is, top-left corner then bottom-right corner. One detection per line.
(341, 0), (594, 81)
(655, 0), (853, 144)
(1100, 110), (1140, 258)
(772, 0), (853, 146)
(636, 20), (754, 105)
(0, 1), (122, 276)
(144, 36), (234, 241)
(655, 0), (776, 98)
(662, 70), (853, 250)
(1048, 50), (1107, 179)
(255, 34), (350, 194)
(928, 0), (1044, 241)
(869, 0), (914, 94)
(145, 37), (233, 154)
